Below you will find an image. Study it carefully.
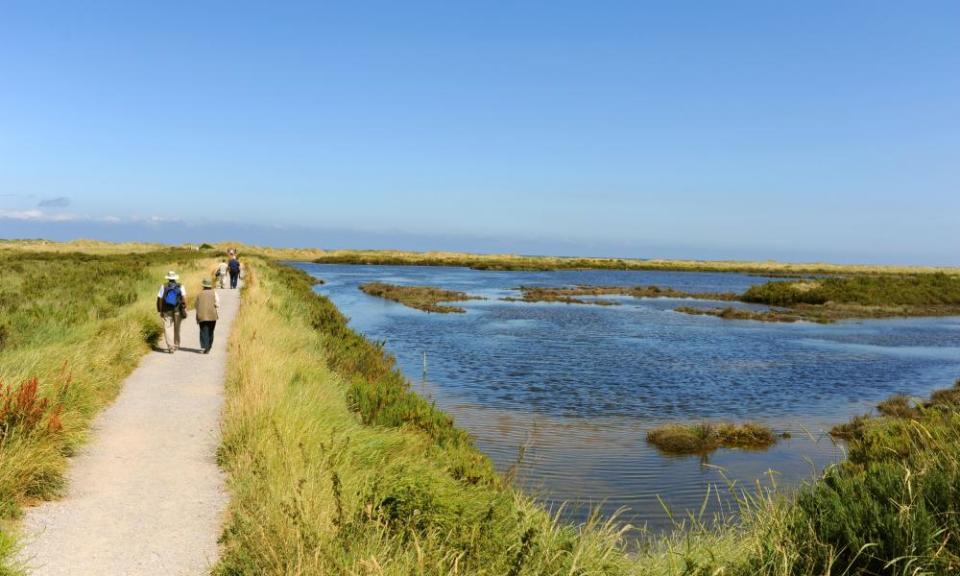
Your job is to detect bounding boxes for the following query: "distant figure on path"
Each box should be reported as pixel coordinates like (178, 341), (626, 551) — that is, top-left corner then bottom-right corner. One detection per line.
(215, 258), (229, 289)
(195, 278), (220, 354)
(228, 256), (241, 289)
(157, 271), (186, 353)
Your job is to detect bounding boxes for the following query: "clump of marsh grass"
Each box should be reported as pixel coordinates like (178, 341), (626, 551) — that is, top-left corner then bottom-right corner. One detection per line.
(927, 378), (960, 407)
(359, 282), (483, 313)
(875, 393), (918, 418)
(513, 285), (738, 306)
(674, 305), (817, 323)
(646, 422), (777, 455)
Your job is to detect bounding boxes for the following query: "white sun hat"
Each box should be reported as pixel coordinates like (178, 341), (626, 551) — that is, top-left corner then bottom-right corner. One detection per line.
(165, 271), (179, 281)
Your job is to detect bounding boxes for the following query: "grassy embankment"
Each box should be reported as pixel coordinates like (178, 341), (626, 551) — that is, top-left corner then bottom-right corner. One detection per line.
(0, 247), (213, 571)
(358, 282), (484, 313)
(218, 258), (960, 575)
(508, 285), (739, 306)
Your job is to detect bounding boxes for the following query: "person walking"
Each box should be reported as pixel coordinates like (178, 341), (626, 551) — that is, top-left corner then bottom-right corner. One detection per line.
(228, 256), (241, 289)
(156, 271), (186, 353)
(195, 278), (220, 354)
(215, 259), (229, 289)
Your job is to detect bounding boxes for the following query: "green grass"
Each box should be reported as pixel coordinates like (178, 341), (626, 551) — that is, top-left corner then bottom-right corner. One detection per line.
(0, 247), (214, 571)
(358, 282), (484, 313)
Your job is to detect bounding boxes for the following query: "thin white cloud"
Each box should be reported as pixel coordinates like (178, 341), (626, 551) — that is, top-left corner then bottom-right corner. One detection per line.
(0, 209), (184, 225)
(0, 209), (49, 220)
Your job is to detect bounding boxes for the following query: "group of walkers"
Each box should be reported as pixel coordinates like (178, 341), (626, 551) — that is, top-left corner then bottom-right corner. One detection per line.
(155, 250), (242, 354)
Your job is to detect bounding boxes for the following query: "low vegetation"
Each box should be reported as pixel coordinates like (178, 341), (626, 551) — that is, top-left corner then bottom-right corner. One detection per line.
(646, 422), (778, 455)
(830, 379), (960, 439)
(354, 273), (960, 325)
(675, 274), (960, 323)
(511, 285), (738, 306)
(0, 246), (213, 570)
(358, 282), (483, 313)
(237, 245), (959, 276)
(674, 306), (814, 323)
(786, 379), (960, 574)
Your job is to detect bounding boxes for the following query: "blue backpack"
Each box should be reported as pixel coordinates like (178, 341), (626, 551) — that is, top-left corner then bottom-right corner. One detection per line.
(228, 259), (240, 273)
(163, 284), (182, 307)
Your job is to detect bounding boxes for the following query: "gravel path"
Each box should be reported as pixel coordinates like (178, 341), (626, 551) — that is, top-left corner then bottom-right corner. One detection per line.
(17, 287), (240, 576)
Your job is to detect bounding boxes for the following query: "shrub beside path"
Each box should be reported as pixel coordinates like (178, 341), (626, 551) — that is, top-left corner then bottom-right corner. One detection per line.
(16, 286), (240, 575)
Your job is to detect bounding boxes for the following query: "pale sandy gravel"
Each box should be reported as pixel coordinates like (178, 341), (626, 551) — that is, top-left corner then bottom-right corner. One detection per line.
(16, 286), (241, 576)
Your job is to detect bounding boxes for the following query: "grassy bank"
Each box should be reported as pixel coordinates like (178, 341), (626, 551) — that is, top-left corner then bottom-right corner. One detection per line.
(0, 247), (213, 571)
(358, 282), (483, 313)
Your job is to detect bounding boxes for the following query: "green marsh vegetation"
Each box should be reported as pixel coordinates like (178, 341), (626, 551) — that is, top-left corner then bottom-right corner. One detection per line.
(646, 422), (778, 455)
(0, 246), (213, 570)
(736, 273), (960, 321)
(677, 274), (960, 323)
(358, 282), (484, 313)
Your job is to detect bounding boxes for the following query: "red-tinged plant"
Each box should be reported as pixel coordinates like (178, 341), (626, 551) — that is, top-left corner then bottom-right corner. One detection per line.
(0, 377), (66, 441)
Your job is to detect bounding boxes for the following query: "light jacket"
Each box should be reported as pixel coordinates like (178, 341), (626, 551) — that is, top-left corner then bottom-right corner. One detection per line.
(195, 289), (219, 322)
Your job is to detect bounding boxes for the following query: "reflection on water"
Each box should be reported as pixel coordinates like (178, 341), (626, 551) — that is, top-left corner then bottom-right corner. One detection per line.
(295, 263), (960, 530)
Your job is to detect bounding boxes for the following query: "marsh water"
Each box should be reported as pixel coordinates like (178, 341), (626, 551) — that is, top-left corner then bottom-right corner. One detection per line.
(297, 263), (960, 531)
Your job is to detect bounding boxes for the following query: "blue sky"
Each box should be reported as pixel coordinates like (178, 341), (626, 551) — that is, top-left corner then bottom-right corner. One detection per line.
(1, 1), (958, 264)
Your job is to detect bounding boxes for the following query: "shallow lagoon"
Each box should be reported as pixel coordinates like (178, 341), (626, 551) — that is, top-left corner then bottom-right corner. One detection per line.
(297, 263), (960, 530)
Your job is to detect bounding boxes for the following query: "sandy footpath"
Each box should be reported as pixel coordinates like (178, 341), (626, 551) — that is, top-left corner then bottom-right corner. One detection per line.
(17, 286), (240, 576)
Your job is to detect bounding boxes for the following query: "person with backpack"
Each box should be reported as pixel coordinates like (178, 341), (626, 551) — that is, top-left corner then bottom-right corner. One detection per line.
(215, 259), (229, 289)
(195, 278), (219, 354)
(156, 271), (186, 353)
(228, 256), (241, 289)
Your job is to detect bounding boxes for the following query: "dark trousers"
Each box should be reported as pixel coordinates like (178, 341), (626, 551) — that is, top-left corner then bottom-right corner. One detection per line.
(199, 321), (217, 351)
(229, 271), (239, 288)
